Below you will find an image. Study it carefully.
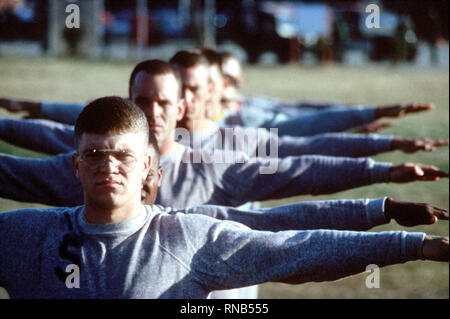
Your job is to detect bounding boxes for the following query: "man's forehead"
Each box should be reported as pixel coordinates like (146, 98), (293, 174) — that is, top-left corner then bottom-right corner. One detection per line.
(177, 65), (209, 84)
(79, 132), (147, 152)
(222, 58), (241, 80)
(132, 72), (179, 96)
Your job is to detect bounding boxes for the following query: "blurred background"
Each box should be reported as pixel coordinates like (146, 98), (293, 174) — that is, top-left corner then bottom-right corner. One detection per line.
(0, 0), (448, 299)
(0, 0), (448, 66)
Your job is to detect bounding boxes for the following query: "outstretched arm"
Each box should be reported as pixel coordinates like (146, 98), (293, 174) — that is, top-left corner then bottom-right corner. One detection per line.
(275, 133), (448, 158)
(270, 132), (393, 158)
(176, 214), (447, 293)
(269, 103), (434, 137)
(39, 101), (85, 124)
(216, 155), (447, 207)
(185, 198), (389, 231)
(0, 152), (83, 207)
(184, 197), (448, 232)
(218, 126), (394, 158)
(269, 105), (378, 137)
(216, 155), (391, 207)
(0, 118), (75, 155)
(0, 98), (41, 117)
(0, 98), (85, 125)
(355, 104), (435, 133)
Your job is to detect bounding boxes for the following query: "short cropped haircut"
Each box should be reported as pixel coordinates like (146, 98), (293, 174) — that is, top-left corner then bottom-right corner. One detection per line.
(169, 49), (210, 70)
(74, 96), (150, 152)
(201, 47), (222, 68)
(128, 59), (182, 99)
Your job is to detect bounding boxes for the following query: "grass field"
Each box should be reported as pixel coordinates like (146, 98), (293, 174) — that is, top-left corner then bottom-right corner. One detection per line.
(0, 57), (448, 299)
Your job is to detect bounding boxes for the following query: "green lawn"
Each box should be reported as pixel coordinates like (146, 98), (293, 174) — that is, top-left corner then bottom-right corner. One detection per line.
(0, 57), (448, 299)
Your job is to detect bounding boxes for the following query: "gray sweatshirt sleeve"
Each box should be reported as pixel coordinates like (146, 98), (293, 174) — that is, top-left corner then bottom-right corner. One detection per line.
(211, 154), (391, 206)
(0, 152), (83, 207)
(285, 100), (339, 110)
(0, 118), (75, 155)
(274, 105), (377, 137)
(217, 126), (392, 159)
(40, 101), (85, 125)
(0, 207), (426, 298)
(274, 133), (393, 158)
(163, 213), (425, 292)
(182, 197), (388, 231)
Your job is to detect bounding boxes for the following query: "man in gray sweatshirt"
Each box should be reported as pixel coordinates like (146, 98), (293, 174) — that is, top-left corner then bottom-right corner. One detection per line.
(0, 60), (448, 209)
(0, 60), (448, 210)
(3, 95), (445, 299)
(217, 49), (436, 135)
(168, 50), (448, 157)
(2, 115), (448, 159)
(1, 96), (447, 299)
(137, 125), (449, 300)
(1, 51), (447, 157)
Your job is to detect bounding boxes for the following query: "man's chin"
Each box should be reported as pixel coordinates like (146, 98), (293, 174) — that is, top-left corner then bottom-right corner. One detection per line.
(87, 192), (123, 210)
(151, 126), (164, 135)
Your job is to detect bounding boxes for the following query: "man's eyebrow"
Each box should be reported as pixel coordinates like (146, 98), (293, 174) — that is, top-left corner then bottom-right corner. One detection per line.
(183, 84), (199, 90)
(135, 95), (172, 105)
(134, 95), (150, 101)
(82, 148), (137, 154)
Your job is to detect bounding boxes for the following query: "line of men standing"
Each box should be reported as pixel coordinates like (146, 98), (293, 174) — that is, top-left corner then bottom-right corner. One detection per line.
(0, 48), (448, 299)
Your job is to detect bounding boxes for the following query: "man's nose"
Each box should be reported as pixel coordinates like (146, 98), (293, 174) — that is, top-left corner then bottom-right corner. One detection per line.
(147, 101), (163, 119)
(99, 154), (120, 172)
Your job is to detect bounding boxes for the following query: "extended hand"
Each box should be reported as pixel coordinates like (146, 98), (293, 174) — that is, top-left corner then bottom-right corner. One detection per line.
(0, 98), (24, 113)
(376, 103), (434, 118)
(0, 98), (41, 117)
(389, 163), (449, 183)
(384, 198), (449, 226)
(391, 137), (449, 153)
(422, 236), (449, 262)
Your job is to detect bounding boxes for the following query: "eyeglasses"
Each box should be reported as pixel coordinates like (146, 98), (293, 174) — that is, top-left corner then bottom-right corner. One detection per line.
(78, 149), (139, 172)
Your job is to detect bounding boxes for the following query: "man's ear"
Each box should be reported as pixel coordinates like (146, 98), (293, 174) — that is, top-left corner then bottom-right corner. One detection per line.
(144, 154), (152, 171)
(141, 154), (152, 183)
(72, 152), (80, 180)
(177, 99), (187, 121)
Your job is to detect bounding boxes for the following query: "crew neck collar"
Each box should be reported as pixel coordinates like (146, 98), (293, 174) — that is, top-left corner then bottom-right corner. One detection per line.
(77, 205), (151, 236)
